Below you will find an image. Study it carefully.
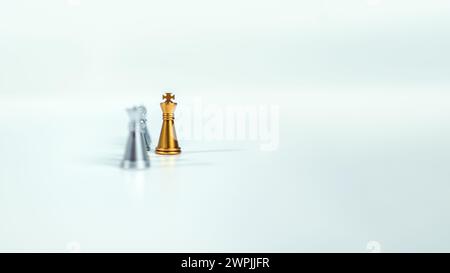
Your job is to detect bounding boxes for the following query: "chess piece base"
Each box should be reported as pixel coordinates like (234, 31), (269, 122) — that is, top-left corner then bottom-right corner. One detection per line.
(155, 148), (181, 155)
(121, 160), (150, 169)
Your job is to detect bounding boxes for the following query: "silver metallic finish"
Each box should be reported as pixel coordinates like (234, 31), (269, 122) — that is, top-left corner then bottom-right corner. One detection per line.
(137, 105), (152, 151)
(120, 107), (150, 170)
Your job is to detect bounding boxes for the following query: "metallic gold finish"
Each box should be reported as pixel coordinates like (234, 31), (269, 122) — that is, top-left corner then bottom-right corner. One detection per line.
(155, 92), (181, 155)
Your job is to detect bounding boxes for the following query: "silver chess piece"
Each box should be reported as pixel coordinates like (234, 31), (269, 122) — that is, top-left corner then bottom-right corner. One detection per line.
(137, 105), (151, 151)
(120, 107), (150, 169)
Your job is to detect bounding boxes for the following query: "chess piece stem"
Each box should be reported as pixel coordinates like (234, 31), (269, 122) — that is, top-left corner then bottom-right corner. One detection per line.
(137, 105), (152, 151)
(121, 107), (151, 169)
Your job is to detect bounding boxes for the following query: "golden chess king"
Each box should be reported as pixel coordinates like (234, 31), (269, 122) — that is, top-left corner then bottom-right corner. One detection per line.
(155, 92), (181, 155)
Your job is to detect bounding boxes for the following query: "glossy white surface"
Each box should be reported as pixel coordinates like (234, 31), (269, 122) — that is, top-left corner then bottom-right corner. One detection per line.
(1, 0), (450, 252)
(1, 89), (450, 252)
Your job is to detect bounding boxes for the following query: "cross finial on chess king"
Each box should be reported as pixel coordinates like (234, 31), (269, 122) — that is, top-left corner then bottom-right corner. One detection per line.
(163, 93), (175, 103)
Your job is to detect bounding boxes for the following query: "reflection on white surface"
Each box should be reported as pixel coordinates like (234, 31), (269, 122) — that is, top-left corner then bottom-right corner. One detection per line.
(122, 170), (148, 202)
(157, 155), (179, 169)
(1, 0), (450, 252)
(0, 90), (449, 252)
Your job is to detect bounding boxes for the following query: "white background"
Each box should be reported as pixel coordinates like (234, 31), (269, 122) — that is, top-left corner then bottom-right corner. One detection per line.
(1, 0), (450, 252)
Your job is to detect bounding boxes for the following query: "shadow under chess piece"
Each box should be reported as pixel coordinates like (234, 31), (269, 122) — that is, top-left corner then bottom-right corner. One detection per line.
(155, 92), (181, 155)
(121, 107), (151, 169)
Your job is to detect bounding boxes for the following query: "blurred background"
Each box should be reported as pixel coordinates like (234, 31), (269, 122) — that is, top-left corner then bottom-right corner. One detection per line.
(1, 0), (449, 99)
(0, 0), (450, 252)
